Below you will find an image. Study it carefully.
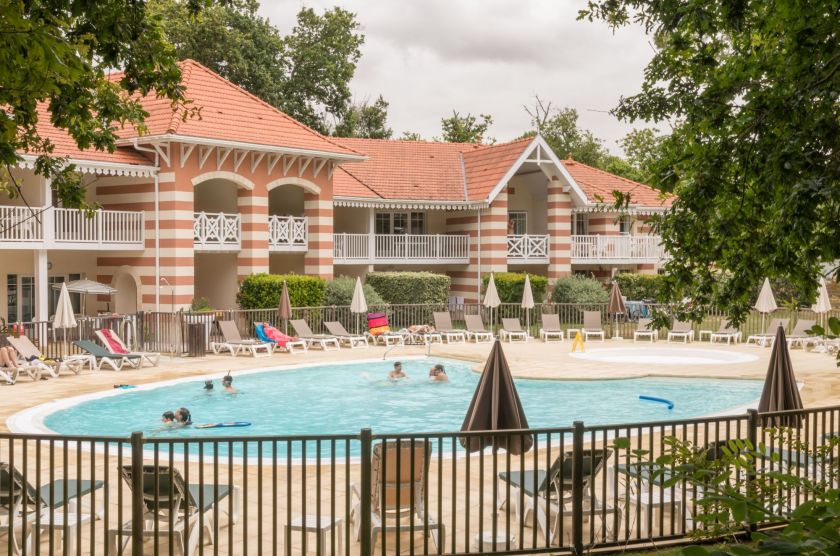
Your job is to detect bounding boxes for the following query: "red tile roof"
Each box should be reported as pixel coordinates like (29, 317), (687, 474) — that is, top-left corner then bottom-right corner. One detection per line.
(116, 59), (361, 157)
(462, 137), (533, 201)
(561, 159), (673, 208)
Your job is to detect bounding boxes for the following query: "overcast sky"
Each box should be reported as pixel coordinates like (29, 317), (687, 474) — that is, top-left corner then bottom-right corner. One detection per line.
(258, 0), (655, 154)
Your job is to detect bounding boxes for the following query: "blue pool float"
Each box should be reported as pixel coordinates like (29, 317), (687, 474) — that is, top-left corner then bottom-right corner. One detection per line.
(639, 395), (674, 410)
(194, 421), (252, 429)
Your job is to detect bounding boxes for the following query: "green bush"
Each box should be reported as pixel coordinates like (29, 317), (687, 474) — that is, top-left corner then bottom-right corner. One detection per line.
(237, 273), (327, 309)
(366, 272), (451, 304)
(190, 297), (214, 312)
(613, 273), (665, 301)
(550, 275), (608, 304)
(324, 276), (385, 306)
(482, 273), (548, 303)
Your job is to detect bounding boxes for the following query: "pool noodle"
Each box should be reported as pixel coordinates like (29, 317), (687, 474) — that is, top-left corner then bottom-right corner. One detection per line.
(194, 422), (252, 429)
(639, 395), (674, 410)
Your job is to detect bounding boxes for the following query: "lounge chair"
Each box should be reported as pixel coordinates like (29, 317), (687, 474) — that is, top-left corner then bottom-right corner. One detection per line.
(324, 321), (370, 349)
(577, 311), (605, 342)
(499, 318), (529, 342)
(0, 342), (44, 383)
(497, 448), (617, 545)
(73, 340), (142, 371)
(289, 319), (341, 351)
(709, 321), (742, 344)
(365, 313), (405, 346)
(463, 314), (494, 343)
(666, 320), (695, 343)
(253, 323), (307, 354)
(1, 461), (104, 555)
(210, 320), (273, 357)
(432, 312), (467, 343)
(95, 329), (160, 367)
(786, 319), (817, 349)
(109, 465), (240, 556)
(6, 335), (84, 377)
(633, 318), (658, 342)
(746, 318), (790, 347)
(538, 314), (565, 342)
(349, 440), (444, 551)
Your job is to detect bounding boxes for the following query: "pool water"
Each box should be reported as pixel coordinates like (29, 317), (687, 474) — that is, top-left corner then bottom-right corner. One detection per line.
(41, 358), (763, 457)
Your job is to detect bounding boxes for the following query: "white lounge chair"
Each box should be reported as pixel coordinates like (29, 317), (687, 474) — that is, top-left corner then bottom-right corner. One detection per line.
(786, 319), (817, 349)
(432, 312), (467, 343)
(538, 314), (564, 342)
(667, 320), (695, 343)
(709, 321), (742, 344)
(5, 335), (80, 378)
(500, 318), (529, 342)
(289, 320), (341, 351)
(463, 315), (493, 343)
(210, 320), (274, 357)
(746, 318), (789, 347)
(324, 321), (370, 349)
(580, 311), (605, 342)
(633, 318), (658, 342)
(95, 329), (160, 367)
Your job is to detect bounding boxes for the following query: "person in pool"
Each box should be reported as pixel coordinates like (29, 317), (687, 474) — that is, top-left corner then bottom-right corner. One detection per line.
(222, 373), (238, 393)
(429, 364), (448, 382)
(388, 361), (406, 380)
(174, 407), (192, 426)
(161, 411), (176, 424)
(203, 380), (214, 391)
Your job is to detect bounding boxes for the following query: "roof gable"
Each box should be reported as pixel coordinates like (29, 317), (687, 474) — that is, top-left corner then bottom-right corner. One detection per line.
(560, 159), (673, 208)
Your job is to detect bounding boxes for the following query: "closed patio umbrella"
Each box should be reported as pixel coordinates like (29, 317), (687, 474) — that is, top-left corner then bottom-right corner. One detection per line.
(521, 274), (535, 334)
(608, 281), (627, 339)
(484, 273), (501, 334)
(811, 277), (832, 328)
(754, 278), (778, 332)
(350, 277), (368, 334)
(757, 326), (803, 427)
(53, 282), (77, 357)
(278, 281), (292, 334)
(460, 339), (533, 454)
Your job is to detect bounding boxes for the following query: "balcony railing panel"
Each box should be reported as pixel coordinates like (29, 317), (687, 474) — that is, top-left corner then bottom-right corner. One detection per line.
(507, 234), (549, 262)
(332, 233), (369, 261)
(193, 211), (241, 251)
(268, 214), (308, 251)
(0, 205), (42, 241)
(333, 233), (470, 264)
(54, 208), (144, 245)
(571, 234), (666, 262)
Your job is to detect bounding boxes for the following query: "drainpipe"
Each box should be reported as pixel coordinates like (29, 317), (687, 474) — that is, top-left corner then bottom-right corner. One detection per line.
(476, 208), (482, 302)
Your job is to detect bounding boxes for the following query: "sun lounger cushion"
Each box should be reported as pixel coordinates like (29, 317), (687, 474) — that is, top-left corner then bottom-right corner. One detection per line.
(98, 329), (130, 354)
(367, 313), (390, 336)
(259, 324), (297, 348)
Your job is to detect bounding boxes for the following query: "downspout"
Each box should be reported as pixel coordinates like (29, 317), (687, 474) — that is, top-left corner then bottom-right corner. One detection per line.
(132, 140), (161, 311)
(476, 208), (481, 302)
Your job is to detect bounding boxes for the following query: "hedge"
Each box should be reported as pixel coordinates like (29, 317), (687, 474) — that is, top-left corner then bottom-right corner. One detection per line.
(550, 275), (609, 304)
(482, 273), (548, 303)
(324, 276), (385, 306)
(237, 273), (327, 309)
(366, 272), (451, 304)
(613, 273), (665, 301)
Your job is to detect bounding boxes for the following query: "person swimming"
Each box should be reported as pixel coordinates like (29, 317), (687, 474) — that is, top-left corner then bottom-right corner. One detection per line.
(222, 372), (237, 393)
(429, 364), (448, 382)
(203, 380), (214, 391)
(388, 361), (407, 380)
(174, 407), (192, 426)
(161, 410), (176, 424)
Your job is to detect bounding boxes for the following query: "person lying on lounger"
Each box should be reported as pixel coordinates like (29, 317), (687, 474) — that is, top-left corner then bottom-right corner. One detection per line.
(0, 346), (18, 369)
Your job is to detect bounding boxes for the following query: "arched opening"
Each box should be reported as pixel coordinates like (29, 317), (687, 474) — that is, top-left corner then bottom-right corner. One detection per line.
(111, 266), (140, 314)
(267, 182), (310, 274)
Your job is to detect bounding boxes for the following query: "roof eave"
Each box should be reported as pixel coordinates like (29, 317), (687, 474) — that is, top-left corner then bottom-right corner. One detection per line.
(16, 154), (158, 177)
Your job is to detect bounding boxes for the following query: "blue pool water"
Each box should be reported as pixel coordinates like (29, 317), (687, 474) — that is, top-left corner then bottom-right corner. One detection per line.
(43, 358), (763, 457)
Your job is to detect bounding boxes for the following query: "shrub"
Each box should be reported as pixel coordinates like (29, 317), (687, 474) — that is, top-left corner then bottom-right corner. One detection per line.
(613, 273), (665, 301)
(482, 273), (548, 303)
(366, 272), (451, 304)
(237, 273), (327, 309)
(550, 276), (608, 304)
(324, 276), (385, 306)
(190, 297), (214, 312)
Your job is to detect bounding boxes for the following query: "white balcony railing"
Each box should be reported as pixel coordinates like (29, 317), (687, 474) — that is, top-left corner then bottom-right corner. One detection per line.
(571, 234), (666, 263)
(507, 234), (549, 262)
(269, 215), (308, 252)
(193, 211), (241, 251)
(333, 233), (470, 264)
(0, 206), (145, 249)
(54, 208), (144, 245)
(0, 206), (42, 242)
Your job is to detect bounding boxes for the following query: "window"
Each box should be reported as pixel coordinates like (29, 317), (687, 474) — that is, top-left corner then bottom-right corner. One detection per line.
(410, 212), (426, 234)
(375, 213), (391, 234)
(6, 274), (17, 322)
(69, 273), (81, 313)
(48, 276), (65, 317)
(508, 211), (527, 235)
(574, 214), (588, 235)
(375, 212), (426, 234)
(619, 215), (633, 235)
(20, 276), (34, 322)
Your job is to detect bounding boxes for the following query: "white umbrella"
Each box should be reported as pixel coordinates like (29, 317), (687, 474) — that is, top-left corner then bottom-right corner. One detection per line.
(521, 274), (535, 333)
(484, 273), (501, 334)
(53, 282), (77, 357)
(754, 278), (778, 332)
(350, 277), (368, 334)
(811, 277), (832, 328)
(53, 278), (117, 315)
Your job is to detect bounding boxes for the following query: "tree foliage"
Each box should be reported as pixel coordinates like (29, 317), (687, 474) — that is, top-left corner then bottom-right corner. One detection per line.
(580, 1), (840, 331)
(1, 0), (206, 208)
(332, 95), (393, 139)
(524, 97), (607, 166)
(438, 111), (494, 144)
(153, 0), (365, 134)
(400, 131), (423, 141)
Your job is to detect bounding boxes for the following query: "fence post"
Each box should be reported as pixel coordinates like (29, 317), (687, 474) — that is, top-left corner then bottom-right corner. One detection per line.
(130, 431), (144, 556)
(572, 421), (585, 555)
(746, 409), (759, 532)
(360, 428), (373, 556)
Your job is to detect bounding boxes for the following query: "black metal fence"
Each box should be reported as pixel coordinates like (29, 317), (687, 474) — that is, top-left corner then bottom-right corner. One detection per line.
(2, 405), (838, 555)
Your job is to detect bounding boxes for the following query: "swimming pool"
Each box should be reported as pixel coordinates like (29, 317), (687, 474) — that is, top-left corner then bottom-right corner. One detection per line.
(570, 347), (759, 365)
(21, 358), (763, 458)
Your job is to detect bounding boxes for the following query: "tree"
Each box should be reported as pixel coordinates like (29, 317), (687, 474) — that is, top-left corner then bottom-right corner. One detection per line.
(0, 0), (206, 209)
(616, 128), (666, 184)
(580, 1), (840, 331)
(400, 131), (423, 141)
(524, 97), (609, 167)
(332, 95), (393, 139)
(153, 0), (364, 134)
(438, 111), (494, 144)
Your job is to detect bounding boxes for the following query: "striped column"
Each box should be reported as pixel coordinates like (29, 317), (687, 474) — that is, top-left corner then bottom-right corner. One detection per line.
(237, 188), (269, 280)
(304, 193), (334, 279)
(547, 176), (572, 280)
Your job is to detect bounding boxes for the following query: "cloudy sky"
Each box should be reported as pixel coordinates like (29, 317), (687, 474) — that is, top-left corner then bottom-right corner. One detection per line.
(259, 0), (655, 154)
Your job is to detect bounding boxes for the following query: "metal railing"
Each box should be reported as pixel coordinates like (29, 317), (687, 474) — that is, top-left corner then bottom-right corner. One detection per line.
(193, 211), (241, 251)
(2, 405), (838, 554)
(269, 215), (308, 251)
(571, 235), (666, 262)
(333, 234), (471, 264)
(0, 315), (137, 359)
(507, 234), (549, 262)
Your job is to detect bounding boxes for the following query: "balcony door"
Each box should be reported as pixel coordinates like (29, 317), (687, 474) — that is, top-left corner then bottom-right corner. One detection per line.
(375, 212), (425, 235)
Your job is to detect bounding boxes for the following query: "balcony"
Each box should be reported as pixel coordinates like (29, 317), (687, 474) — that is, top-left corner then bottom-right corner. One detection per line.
(507, 234), (549, 264)
(333, 233), (470, 265)
(269, 215), (308, 252)
(0, 206), (145, 250)
(571, 234), (666, 264)
(193, 211), (241, 252)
